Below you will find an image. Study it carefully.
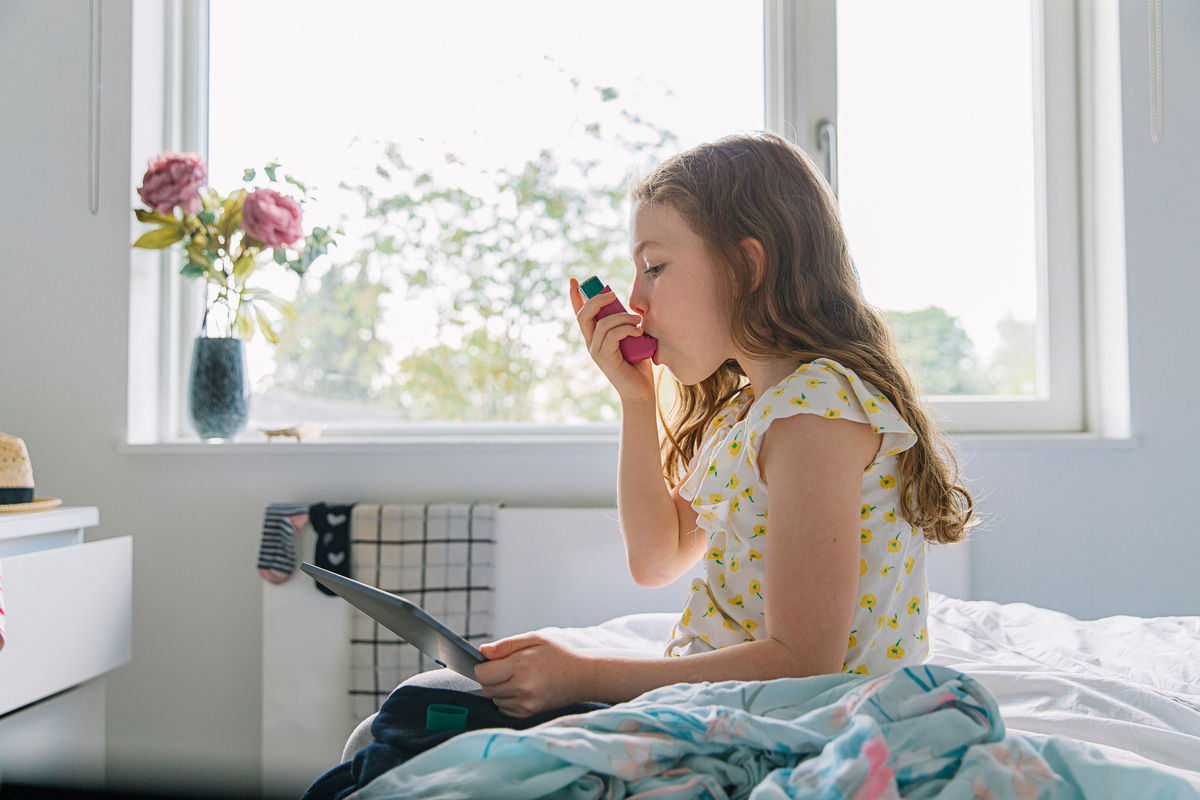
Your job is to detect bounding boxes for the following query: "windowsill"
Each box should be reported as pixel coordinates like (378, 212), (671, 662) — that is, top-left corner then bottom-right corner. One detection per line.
(117, 429), (622, 455)
(117, 430), (1138, 455)
(950, 432), (1138, 450)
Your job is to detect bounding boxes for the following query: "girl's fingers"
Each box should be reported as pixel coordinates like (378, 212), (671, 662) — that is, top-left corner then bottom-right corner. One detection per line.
(568, 277), (585, 315)
(590, 323), (645, 366)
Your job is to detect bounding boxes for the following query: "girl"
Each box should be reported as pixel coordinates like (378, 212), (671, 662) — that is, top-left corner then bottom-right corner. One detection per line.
(474, 132), (974, 717)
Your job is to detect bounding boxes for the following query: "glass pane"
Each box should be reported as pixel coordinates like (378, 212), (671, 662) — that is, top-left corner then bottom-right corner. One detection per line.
(836, 0), (1039, 397)
(207, 0), (763, 427)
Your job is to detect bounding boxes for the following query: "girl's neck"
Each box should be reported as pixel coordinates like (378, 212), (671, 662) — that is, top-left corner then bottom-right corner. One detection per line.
(737, 356), (802, 399)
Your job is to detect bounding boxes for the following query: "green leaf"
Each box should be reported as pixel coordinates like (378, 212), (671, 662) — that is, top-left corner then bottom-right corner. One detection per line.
(198, 209), (216, 226)
(185, 244), (212, 267)
(132, 226), (185, 249)
(180, 263), (206, 280)
(134, 208), (186, 228)
(264, 163), (279, 182)
(219, 189), (245, 240)
(284, 175), (308, 194)
(232, 252), (257, 281)
(273, 248), (287, 265)
(254, 306), (279, 344)
(235, 305), (255, 340)
(278, 299), (298, 321)
(247, 290), (297, 320)
(243, 168), (256, 182)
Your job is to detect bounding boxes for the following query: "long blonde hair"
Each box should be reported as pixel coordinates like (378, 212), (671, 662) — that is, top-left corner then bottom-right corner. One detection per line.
(634, 133), (973, 544)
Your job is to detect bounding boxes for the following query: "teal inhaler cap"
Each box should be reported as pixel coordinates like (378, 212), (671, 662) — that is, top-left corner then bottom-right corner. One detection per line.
(425, 703), (469, 732)
(579, 276), (605, 299)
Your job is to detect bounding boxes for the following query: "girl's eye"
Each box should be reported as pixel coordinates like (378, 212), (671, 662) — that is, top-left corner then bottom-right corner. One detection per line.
(644, 263), (665, 277)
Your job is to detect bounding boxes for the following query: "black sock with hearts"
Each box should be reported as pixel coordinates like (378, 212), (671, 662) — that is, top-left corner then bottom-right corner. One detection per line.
(310, 502), (354, 595)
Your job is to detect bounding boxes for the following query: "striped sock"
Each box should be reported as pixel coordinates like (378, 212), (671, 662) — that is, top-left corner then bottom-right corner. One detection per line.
(257, 503), (311, 583)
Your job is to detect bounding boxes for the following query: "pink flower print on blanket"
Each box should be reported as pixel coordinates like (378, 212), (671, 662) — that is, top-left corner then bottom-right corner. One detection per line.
(604, 721), (678, 783)
(970, 742), (1062, 800)
(857, 736), (900, 800)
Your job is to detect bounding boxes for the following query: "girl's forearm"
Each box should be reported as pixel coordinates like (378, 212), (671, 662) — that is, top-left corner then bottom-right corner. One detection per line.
(582, 638), (811, 705)
(616, 397), (683, 585)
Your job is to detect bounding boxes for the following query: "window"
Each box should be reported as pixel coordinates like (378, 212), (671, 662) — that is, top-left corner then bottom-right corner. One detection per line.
(769, 0), (1083, 432)
(143, 0), (1086, 440)
(202, 0), (764, 432)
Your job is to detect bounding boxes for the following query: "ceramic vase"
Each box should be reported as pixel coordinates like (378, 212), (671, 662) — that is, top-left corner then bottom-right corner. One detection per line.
(188, 337), (249, 441)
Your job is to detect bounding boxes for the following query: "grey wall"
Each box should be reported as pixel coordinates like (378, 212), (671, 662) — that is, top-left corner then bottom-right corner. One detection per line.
(1, 0), (1196, 793)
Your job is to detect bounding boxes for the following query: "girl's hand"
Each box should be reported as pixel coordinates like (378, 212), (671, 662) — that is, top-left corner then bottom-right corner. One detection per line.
(474, 633), (599, 718)
(569, 277), (655, 404)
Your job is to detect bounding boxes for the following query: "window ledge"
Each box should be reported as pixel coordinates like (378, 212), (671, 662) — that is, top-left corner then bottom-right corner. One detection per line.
(950, 432), (1139, 450)
(118, 430), (1138, 456)
(117, 430), (621, 455)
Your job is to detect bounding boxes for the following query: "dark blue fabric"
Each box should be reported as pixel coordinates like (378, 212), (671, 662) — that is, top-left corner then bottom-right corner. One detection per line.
(302, 687), (609, 800)
(309, 502), (354, 595)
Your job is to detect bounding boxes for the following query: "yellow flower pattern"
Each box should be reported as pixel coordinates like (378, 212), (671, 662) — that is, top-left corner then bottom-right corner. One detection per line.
(665, 358), (926, 677)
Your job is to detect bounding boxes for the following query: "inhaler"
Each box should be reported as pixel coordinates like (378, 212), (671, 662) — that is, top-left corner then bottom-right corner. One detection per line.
(578, 275), (658, 365)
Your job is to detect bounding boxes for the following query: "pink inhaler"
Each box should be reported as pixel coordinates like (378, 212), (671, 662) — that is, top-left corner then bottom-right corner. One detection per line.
(578, 275), (658, 365)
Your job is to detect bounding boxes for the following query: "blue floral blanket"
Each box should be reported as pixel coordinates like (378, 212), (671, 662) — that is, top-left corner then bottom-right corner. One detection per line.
(352, 665), (1199, 799)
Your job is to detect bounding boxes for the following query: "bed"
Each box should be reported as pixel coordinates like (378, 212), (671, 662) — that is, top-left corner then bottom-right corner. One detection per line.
(318, 592), (1200, 798)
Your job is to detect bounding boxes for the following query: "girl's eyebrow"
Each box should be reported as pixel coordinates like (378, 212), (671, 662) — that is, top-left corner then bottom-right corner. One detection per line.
(632, 240), (662, 259)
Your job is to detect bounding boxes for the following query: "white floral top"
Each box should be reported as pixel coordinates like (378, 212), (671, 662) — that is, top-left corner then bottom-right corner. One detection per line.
(666, 358), (929, 676)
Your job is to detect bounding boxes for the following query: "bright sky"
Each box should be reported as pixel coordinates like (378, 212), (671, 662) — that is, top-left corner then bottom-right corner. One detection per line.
(209, 0), (1036, 392)
(837, 0), (1037, 358)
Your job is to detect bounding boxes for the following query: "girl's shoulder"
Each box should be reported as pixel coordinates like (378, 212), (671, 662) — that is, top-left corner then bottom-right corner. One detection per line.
(754, 358), (917, 459)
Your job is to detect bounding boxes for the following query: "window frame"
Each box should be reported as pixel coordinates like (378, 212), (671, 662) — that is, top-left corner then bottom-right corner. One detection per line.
(138, 0), (1089, 442)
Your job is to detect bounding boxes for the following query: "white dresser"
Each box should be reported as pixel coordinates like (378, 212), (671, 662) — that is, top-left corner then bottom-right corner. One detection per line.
(0, 507), (132, 788)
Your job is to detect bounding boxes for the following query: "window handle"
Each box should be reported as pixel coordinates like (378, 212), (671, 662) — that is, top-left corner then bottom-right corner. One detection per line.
(817, 119), (838, 197)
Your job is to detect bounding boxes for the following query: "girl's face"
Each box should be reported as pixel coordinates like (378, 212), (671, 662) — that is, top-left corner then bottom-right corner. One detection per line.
(628, 202), (735, 385)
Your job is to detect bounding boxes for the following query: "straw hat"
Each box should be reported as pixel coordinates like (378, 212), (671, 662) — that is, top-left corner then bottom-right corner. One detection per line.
(0, 433), (62, 513)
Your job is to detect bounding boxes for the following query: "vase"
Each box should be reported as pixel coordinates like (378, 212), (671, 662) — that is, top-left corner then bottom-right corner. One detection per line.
(188, 336), (249, 441)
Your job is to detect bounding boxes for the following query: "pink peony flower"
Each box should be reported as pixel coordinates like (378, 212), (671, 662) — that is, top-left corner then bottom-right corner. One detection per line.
(137, 152), (207, 215)
(241, 188), (304, 249)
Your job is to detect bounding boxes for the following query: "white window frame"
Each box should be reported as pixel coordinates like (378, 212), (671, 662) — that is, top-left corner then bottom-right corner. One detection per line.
(134, 0), (1097, 443)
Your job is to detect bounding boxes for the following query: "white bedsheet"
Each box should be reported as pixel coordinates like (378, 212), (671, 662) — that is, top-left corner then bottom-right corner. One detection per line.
(533, 592), (1200, 783)
(926, 591), (1200, 780)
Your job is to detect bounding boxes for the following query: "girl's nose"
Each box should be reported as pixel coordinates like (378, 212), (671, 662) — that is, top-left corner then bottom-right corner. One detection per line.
(628, 277), (648, 316)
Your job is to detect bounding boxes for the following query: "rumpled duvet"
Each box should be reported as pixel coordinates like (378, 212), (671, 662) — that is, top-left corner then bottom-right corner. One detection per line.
(352, 665), (1199, 799)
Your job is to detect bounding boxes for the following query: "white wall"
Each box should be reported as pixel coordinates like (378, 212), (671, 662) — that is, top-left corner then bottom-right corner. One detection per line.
(0, 0), (1197, 794)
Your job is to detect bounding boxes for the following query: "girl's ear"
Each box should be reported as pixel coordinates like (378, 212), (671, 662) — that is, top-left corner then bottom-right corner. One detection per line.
(739, 237), (767, 290)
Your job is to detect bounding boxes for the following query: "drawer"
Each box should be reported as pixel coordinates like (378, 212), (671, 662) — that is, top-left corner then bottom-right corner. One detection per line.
(0, 536), (132, 715)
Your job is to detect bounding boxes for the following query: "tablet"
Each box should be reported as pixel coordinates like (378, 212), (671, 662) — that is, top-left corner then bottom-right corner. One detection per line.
(300, 563), (485, 680)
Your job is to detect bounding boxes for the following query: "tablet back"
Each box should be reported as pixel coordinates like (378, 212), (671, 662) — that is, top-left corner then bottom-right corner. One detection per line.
(300, 563), (485, 680)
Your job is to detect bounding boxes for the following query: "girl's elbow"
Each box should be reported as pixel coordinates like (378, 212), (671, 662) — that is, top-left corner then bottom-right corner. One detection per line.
(767, 636), (843, 678)
(628, 559), (680, 589)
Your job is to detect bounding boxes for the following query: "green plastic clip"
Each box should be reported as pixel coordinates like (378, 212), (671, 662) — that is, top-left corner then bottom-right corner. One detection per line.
(579, 275), (605, 299)
(425, 703), (469, 732)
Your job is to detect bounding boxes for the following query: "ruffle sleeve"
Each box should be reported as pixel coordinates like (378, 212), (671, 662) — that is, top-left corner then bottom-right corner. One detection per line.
(754, 358), (917, 462)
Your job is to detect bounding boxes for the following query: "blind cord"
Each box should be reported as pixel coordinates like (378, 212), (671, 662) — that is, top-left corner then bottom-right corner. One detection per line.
(1149, 0), (1163, 143)
(88, 0), (102, 214)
